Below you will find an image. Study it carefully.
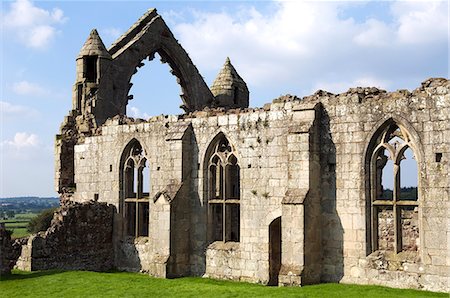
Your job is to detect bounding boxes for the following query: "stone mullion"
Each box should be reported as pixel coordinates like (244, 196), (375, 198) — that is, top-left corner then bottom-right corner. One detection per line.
(370, 152), (378, 252)
(393, 162), (401, 253)
(222, 161), (227, 242)
(135, 200), (139, 237)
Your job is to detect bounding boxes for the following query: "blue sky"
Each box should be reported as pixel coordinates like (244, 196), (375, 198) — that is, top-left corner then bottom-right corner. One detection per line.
(1, 0), (448, 197)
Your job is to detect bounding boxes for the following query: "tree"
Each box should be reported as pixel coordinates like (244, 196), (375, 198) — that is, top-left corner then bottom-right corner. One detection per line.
(6, 210), (15, 219)
(27, 208), (57, 234)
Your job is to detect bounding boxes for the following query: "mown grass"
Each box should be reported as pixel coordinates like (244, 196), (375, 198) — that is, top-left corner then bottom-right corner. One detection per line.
(0, 270), (446, 298)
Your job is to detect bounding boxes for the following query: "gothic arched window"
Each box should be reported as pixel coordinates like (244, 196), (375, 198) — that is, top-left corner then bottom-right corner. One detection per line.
(369, 123), (419, 253)
(207, 135), (240, 242)
(122, 140), (150, 237)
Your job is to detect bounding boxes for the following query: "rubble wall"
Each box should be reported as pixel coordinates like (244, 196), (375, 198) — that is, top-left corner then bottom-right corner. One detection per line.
(0, 223), (12, 275)
(16, 201), (115, 271)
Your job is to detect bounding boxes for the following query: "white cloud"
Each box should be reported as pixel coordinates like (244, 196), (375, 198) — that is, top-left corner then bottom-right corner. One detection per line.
(128, 106), (150, 119)
(313, 76), (391, 94)
(0, 132), (53, 197)
(1, 132), (40, 149)
(354, 19), (394, 47)
(0, 101), (39, 119)
(2, 0), (67, 49)
(171, 0), (448, 99)
(100, 27), (123, 47)
(12, 80), (49, 96)
(102, 27), (122, 40)
(392, 1), (448, 45)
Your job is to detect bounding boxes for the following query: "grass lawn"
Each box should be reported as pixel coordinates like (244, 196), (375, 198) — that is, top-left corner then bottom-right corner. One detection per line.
(0, 270), (446, 298)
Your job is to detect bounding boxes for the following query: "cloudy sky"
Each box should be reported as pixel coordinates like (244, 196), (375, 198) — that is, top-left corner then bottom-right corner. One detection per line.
(1, 0), (448, 197)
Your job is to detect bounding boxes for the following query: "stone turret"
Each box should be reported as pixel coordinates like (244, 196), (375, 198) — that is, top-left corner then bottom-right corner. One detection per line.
(73, 29), (111, 121)
(211, 57), (249, 109)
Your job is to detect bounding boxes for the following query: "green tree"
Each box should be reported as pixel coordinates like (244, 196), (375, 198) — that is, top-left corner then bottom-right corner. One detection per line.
(27, 208), (57, 234)
(6, 210), (15, 219)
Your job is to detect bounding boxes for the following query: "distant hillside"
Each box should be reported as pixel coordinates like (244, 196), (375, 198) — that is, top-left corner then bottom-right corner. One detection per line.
(0, 197), (60, 219)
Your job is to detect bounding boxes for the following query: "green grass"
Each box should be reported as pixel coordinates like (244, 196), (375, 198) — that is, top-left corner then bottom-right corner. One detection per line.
(2, 221), (29, 228)
(9, 227), (29, 238)
(0, 270), (446, 298)
(15, 213), (39, 219)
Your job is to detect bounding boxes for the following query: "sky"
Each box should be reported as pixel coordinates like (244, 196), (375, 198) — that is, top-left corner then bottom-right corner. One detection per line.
(0, 0), (448, 197)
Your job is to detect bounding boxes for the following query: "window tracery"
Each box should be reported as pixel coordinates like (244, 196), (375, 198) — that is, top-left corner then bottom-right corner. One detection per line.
(122, 141), (149, 237)
(208, 136), (240, 242)
(370, 124), (419, 253)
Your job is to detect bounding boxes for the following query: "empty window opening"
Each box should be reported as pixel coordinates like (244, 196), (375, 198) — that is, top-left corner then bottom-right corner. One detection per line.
(400, 148), (418, 201)
(369, 123), (419, 253)
(84, 56), (97, 83)
(207, 135), (240, 243)
(435, 153), (442, 162)
(126, 52), (185, 119)
(142, 160), (150, 195)
(376, 148), (393, 200)
(77, 84), (83, 111)
(122, 140), (150, 237)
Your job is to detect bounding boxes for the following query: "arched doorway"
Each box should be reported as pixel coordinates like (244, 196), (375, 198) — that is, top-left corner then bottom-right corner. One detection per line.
(268, 216), (281, 286)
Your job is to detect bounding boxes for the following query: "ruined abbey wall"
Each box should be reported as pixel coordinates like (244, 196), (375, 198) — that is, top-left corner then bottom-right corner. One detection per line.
(314, 78), (450, 292)
(70, 102), (322, 283)
(65, 78), (449, 291)
(15, 201), (115, 271)
(29, 8), (450, 293)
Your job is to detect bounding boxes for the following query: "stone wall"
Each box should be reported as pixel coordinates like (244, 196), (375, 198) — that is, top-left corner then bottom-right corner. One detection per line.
(64, 78), (450, 292)
(315, 78), (450, 292)
(60, 78), (450, 292)
(0, 223), (12, 275)
(16, 201), (115, 271)
(71, 102), (321, 283)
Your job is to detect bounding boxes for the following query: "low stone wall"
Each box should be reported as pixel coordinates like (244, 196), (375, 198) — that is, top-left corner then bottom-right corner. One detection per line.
(16, 201), (115, 271)
(0, 223), (12, 275)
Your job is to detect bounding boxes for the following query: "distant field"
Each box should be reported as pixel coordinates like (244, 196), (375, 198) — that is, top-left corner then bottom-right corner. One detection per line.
(0, 212), (39, 239)
(0, 270), (446, 298)
(15, 213), (39, 219)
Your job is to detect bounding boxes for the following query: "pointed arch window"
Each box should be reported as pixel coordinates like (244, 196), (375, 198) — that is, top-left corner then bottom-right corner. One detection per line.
(369, 123), (419, 253)
(208, 136), (240, 242)
(123, 141), (150, 237)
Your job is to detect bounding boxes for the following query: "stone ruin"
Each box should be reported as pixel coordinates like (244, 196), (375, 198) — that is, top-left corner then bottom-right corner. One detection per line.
(10, 9), (449, 292)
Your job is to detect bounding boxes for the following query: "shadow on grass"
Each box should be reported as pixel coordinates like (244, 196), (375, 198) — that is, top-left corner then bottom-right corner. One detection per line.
(0, 269), (65, 281)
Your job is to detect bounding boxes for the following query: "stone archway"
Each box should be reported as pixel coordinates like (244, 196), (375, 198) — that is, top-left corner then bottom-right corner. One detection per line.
(268, 216), (282, 286)
(95, 9), (215, 124)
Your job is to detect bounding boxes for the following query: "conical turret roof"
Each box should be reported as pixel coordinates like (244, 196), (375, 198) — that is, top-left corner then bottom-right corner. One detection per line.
(77, 29), (111, 59)
(211, 57), (247, 96)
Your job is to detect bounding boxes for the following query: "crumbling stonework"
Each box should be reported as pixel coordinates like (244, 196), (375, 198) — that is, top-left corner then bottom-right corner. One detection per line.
(45, 8), (450, 293)
(0, 223), (12, 275)
(16, 201), (115, 271)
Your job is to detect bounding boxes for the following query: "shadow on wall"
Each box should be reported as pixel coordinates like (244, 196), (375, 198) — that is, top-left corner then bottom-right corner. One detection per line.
(320, 108), (344, 282)
(115, 237), (143, 272)
(187, 132), (206, 276)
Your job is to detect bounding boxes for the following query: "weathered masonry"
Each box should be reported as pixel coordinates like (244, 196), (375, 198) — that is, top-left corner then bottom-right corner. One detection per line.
(21, 9), (450, 292)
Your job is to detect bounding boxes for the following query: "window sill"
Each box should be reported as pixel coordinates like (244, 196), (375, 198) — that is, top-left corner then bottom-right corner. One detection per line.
(122, 236), (150, 244)
(208, 241), (240, 251)
(367, 250), (420, 271)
